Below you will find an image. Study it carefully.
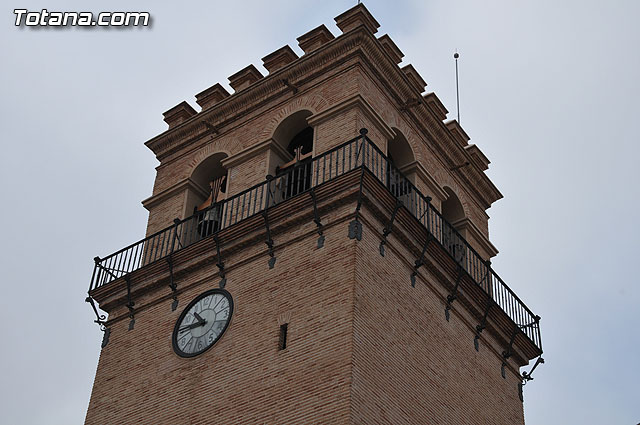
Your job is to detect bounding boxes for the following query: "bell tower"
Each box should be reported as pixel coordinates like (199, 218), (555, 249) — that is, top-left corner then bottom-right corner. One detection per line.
(85, 4), (543, 424)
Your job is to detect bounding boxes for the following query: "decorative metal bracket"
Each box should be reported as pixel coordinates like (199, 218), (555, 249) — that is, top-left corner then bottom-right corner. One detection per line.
(85, 295), (110, 348)
(501, 326), (520, 378)
(201, 120), (219, 135)
(348, 167), (366, 241)
(166, 256), (178, 311)
(309, 189), (325, 248)
(379, 199), (402, 256)
(213, 234), (227, 288)
(125, 275), (135, 331)
(445, 265), (464, 322)
(399, 98), (422, 111)
(281, 78), (299, 94)
(262, 210), (276, 269)
(473, 299), (494, 351)
(519, 356), (545, 402)
(410, 234), (433, 287)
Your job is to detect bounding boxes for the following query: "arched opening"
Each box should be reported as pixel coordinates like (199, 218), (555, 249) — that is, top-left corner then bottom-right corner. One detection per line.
(272, 110), (313, 155)
(272, 111), (314, 200)
(386, 129), (415, 198)
(442, 187), (465, 224)
(190, 152), (229, 236)
(441, 187), (466, 263)
(388, 129), (415, 169)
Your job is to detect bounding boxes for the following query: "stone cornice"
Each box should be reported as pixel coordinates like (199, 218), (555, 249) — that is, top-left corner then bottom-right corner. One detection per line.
(307, 93), (395, 140)
(144, 25), (502, 208)
(142, 178), (208, 211)
(465, 144), (490, 171)
(221, 138), (291, 170)
(451, 217), (499, 259)
(399, 160), (448, 202)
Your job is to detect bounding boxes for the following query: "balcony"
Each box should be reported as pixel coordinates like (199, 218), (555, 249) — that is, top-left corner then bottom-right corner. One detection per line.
(88, 130), (542, 357)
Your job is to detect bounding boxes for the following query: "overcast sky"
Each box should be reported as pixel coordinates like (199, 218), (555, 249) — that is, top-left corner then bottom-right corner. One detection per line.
(1, 1), (638, 424)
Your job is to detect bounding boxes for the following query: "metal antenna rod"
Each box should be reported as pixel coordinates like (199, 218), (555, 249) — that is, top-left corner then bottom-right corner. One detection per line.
(454, 51), (460, 124)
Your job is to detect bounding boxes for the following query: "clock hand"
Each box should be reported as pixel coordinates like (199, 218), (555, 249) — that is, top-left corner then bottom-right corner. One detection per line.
(178, 320), (208, 332)
(193, 312), (206, 325)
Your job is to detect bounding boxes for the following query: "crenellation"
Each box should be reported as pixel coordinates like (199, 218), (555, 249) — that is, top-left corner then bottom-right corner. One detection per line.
(377, 34), (404, 65)
(401, 64), (428, 94)
(228, 64), (264, 92)
(334, 3), (380, 35)
(296, 24), (335, 55)
(423, 92), (449, 121)
(262, 45), (299, 74)
(446, 119), (471, 147)
(162, 101), (197, 129)
(465, 144), (491, 171)
(195, 83), (230, 111)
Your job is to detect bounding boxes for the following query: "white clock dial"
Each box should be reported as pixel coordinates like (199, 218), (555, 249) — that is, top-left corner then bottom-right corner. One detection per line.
(172, 289), (233, 357)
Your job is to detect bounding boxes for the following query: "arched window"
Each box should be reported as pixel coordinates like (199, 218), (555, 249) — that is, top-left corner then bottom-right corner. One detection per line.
(387, 129), (415, 198)
(272, 111), (314, 200)
(191, 152), (228, 236)
(441, 187), (466, 264)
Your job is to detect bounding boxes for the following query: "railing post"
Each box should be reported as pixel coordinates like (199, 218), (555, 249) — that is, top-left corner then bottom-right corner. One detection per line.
(425, 196), (432, 235)
(170, 218), (181, 254)
(92, 256), (102, 291)
(357, 128), (368, 166)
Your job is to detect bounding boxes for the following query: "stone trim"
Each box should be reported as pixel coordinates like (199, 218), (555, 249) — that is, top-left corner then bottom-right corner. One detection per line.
(399, 160), (448, 202)
(450, 217), (499, 259)
(221, 138), (291, 170)
(142, 178), (208, 211)
(162, 101), (197, 128)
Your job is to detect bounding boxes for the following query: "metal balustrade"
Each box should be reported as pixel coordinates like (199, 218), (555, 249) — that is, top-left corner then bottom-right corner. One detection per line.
(89, 130), (542, 352)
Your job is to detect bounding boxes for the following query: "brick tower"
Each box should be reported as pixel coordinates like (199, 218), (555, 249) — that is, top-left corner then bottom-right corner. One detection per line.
(85, 5), (543, 424)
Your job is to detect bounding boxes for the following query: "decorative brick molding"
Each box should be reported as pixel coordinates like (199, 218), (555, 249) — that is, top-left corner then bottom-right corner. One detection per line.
(262, 45), (299, 74)
(297, 24), (335, 54)
(335, 3), (380, 35)
(228, 64), (264, 92)
(465, 144), (490, 171)
(445, 119), (471, 148)
(162, 101), (197, 128)
(422, 92), (449, 121)
(401, 64), (427, 94)
(195, 83), (230, 111)
(378, 34), (404, 65)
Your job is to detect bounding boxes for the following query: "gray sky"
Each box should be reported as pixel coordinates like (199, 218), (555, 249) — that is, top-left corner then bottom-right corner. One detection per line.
(1, 1), (638, 424)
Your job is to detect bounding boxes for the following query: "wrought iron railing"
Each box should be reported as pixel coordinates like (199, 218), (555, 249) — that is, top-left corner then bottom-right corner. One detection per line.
(90, 130), (542, 351)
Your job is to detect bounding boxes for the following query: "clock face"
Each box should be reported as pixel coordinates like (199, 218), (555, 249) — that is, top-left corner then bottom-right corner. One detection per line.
(172, 289), (233, 358)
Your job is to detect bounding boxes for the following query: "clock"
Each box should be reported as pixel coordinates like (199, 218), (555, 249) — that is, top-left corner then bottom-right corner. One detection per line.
(172, 289), (233, 358)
